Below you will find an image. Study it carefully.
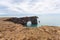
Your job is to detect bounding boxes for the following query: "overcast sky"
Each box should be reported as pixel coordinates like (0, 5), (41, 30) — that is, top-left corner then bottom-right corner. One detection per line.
(0, 0), (60, 15)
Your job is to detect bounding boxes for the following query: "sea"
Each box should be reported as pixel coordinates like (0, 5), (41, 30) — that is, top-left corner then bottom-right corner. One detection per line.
(0, 14), (60, 27)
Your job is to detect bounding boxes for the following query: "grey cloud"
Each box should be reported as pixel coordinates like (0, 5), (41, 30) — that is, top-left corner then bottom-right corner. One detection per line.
(12, 0), (24, 3)
(30, 0), (44, 2)
(16, 7), (25, 12)
(30, 0), (39, 2)
(55, 3), (60, 9)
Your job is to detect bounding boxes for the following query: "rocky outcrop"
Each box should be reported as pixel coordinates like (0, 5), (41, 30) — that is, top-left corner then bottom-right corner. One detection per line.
(4, 16), (38, 25)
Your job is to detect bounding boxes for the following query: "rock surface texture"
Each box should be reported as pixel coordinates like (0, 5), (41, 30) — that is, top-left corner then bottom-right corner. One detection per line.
(0, 18), (60, 40)
(4, 16), (38, 25)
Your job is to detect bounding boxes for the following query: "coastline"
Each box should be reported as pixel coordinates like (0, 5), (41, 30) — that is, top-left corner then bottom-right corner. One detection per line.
(0, 18), (60, 40)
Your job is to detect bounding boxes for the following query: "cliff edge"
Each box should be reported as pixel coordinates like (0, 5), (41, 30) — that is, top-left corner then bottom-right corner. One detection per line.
(0, 18), (60, 40)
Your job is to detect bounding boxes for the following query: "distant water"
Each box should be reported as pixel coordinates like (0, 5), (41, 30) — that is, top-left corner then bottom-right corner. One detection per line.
(0, 14), (60, 27)
(39, 14), (60, 26)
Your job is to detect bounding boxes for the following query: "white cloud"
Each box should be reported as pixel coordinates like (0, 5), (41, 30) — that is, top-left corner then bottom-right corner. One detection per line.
(0, 0), (60, 14)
